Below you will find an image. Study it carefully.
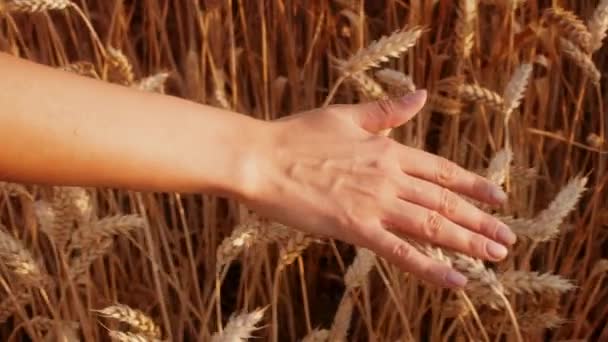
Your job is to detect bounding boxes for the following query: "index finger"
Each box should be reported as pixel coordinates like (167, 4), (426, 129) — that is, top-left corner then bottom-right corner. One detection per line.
(398, 146), (507, 205)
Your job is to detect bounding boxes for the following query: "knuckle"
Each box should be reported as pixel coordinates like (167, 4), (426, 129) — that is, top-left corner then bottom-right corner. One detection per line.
(423, 211), (444, 239)
(436, 157), (458, 184)
(391, 242), (414, 263)
(468, 236), (487, 256)
(439, 188), (458, 216)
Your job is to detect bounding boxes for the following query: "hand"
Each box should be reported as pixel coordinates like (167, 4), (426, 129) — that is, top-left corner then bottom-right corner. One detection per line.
(242, 90), (515, 288)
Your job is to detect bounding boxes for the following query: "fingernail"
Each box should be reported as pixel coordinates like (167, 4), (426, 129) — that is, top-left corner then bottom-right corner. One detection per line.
(399, 89), (427, 105)
(446, 270), (468, 287)
(487, 241), (508, 260)
(496, 224), (517, 245)
(490, 186), (508, 203)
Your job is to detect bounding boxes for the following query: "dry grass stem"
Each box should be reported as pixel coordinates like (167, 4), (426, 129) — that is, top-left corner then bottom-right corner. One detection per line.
(0, 0), (70, 12)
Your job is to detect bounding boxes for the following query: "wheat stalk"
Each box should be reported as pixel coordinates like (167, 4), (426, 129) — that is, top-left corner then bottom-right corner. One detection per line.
(0, 287), (32, 323)
(559, 39), (601, 85)
(588, 0), (608, 52)
(503, 63), (533, 118)
(96, 303), (161, 339)
(329, 295), (353, 341)
(211, 307), (266, 342)
(544, 7), (593, 53)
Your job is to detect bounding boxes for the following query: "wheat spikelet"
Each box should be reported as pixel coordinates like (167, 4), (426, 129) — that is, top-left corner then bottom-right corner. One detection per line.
(499, 271), (575, 295)
(350, 72), (387, 100)
(485, 309), (564, 333)
(69, 237), (113, 282)
(427, 94), (463, 115)
(277, 232), (316, 271)
(588, 0), (608, 52)
(0, 225), (43, 280)
(454, 0), (477, 59)
(337, 27), (424, 75)
(458, 83), (505, 111)
(211, 307), (266, 342)
(216, 216), (295, 271)
(486, 148), (513, 187)
(559, 39), (601, 85)
(134, 72), (170, 93)
(503, 63), (533, 118)
(502, 176), (587, 241)
(106, 47), (135, 85)
(60, 62), (100, 79)
(451, 253), (504, 308)
(96, 303), (161, 339)
(329, 295), (353, 341)
(344, 247), (376, 290)
(0, 0), (70, 12)
(39, 187), (90, 250)
(544, 7), (592, 53)
(0, 181), (32, 200)
(0, 287), (31, 323)
(375, 68), (416, 93)
(108, 330), (162, 342)
(69, 214), (145, 251)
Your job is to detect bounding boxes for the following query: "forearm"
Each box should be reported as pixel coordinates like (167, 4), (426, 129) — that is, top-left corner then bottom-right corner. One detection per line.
(0, 53), (264, 198)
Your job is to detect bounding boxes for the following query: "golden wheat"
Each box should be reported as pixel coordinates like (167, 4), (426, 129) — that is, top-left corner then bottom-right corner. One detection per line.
(96, 303), (161, 339)
(588, 0), (608, 52)
(0, 0), (69, 13)
(559, 38), (602, 85)
(211, 307), (266, 342)
(544, 7), (593, 53)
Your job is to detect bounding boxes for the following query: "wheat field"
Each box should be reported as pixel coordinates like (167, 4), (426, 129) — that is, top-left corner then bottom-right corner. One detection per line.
(0, 0), (606, 341)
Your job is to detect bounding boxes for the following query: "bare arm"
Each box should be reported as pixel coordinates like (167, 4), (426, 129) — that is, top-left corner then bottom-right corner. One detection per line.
(0, 52), (262, 197)
(0, 53), (516, 287)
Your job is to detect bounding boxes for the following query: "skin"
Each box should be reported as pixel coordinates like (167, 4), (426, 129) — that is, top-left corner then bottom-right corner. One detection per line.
(0, 53), (516, 288)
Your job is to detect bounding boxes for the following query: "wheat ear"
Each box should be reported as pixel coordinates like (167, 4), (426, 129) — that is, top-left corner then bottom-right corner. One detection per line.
(559, 38), (602, 85)
(503, 63), (533, 118)
(375, 68), (416, 94)
(211, 307), (266, 342)
(350, 72), (387, 100)
(0, 0), (69, 12)
(96, 304), (161, 339)
(486, 148), (513, 187)
(544, 7), (593, 53)
(458, 83), (505, 111)
(588, 0), (608, 52)
(68, 237), (113, 282)
(108, 330), (163, 342)
(0, 181), (33, 199)
(106, 47), (135, 85)
(0, 225), (43, 281)
(60, 62), (100, 79)
(499, 270), (575, 295)
(69, 214), (145, 251)
(499, 176), (587, 241)
(277, 232), (317, 271)
(344, 247), (376, 291)
(454, 0), (477, 60)
(134, 72), (170, 93)
(428, 94), (463, 115)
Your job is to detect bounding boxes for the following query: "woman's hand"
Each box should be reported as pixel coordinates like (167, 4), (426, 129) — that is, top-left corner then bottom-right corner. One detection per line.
(242, 90), (515, 288)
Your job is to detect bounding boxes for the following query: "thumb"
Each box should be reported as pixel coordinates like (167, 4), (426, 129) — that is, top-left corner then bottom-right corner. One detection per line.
(352, 90), (427, 134)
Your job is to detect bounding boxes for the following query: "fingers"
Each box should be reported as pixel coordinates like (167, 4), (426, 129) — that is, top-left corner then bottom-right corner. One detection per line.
(361, 224), (467, 288)
(397, 175), (516, 246)
(350, 90), (427, 134)
(384, 200), (509, 262)
(398, 147), (507, 206)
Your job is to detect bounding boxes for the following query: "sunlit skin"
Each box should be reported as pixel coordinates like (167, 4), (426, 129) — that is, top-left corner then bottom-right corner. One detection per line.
(0, 53), (515, 288)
